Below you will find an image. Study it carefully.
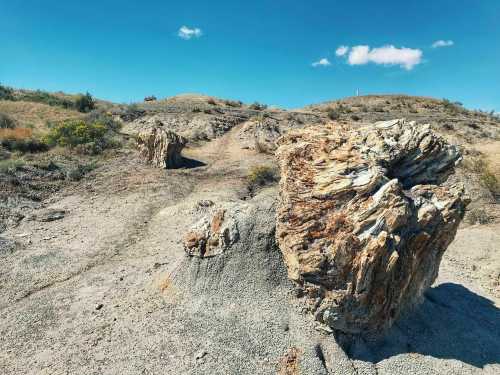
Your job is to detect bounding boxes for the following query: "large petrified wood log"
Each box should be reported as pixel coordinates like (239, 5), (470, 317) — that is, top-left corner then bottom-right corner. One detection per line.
(137, 121), (187, 169)
(275, 119), (469, 334)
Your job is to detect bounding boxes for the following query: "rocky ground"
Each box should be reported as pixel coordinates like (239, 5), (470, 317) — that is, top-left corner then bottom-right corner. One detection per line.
(0, 94), (499, 374)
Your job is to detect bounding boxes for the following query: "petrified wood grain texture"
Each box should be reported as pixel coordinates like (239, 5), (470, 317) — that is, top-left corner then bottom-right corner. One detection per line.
(276, 119), (469, 333)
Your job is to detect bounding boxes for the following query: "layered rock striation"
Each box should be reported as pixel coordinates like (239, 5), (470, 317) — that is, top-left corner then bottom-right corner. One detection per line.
(276, 119), (469, 333)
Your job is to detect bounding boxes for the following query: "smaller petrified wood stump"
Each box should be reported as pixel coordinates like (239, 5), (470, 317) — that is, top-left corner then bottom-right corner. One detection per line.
(275, 119), (469, 334)
(137, 121), (187, 169)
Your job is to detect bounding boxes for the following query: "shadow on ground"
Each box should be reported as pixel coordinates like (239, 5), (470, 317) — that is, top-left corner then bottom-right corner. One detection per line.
(345, 283), (500, 369)
(172, 156), (207, 169)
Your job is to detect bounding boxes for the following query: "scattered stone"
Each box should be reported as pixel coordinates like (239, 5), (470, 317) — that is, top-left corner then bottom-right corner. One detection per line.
(153, 262), (168, 269)
(95, 303), (104, 311)
(276, 119), (469, 334)
(137, 121), (187, 169)
(195, 350), (208, 360)
(30, 209), (66, 222)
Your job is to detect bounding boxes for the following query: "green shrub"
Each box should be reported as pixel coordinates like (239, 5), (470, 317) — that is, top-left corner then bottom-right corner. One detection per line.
(442, 98), (460, 114)
(44, 119), (107, 147)
(247, 165), (278, 191)
(1, 138), (48, 153)
(0, 112), (16, 128)
(480, 170), (500, 196)
(84, 110), (121, 132)
(75, 92), (95, 113)
(43, 114), (121, 154)
(18, 90), (74, 109)
(337, 103), (351, 113)
(0, 84), (15, 100)
(66, 162), (97, 181)
(327, 108), (340, 121)
(0, 158), (25, 173)
(249, 102), (268, 111)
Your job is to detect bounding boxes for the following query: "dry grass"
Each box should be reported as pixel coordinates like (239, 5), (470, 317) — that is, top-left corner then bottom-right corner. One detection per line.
(247, 165), (278, 191)
(0, 100), (82, 131)
(0, 127), (33, 140)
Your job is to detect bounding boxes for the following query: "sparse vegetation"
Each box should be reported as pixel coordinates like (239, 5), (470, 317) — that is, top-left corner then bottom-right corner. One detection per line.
(43, 114), (121, 154)
(0, 158), (25, 173)
(0, 84), (15, 100)
(247, 165), (278, 192)
(254, 139), (272, 154)
(327, 108), (340, 121)
(249, 102), (268, 111)
(441, 98), (461, 114)
(75, 92), (95, 113)
(480, 169), (500, 196)
(17, 90), (74, 109)
(66, 162), (97, 181)
(466, 208), (493, 225)
(462, 155), (500, 197)
(0, 112), (16, 128)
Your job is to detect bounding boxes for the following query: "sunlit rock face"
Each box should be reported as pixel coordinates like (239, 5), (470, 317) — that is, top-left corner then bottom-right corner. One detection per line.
(276, 119), (469, 334)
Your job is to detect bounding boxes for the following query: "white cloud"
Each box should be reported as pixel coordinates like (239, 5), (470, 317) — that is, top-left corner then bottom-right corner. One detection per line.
(335, 45), (349, 56)
(345, 45), (422, 70)
(312, 58), (331, 67)
(432, 40), (454, 48)
(178, 26), (202, 40)
(347, 45), (370, 65)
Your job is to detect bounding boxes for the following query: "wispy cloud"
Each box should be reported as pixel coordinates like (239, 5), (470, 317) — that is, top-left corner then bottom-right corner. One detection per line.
(339, 45), (422, 70)
(312, 58), (331, 67)
(335, 46), (349, 57)
(178, 26), (202, 40)
(432, 40), (454, 48)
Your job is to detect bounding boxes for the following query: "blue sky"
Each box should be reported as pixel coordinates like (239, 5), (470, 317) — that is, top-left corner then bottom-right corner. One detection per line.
(1, 0), (499, 110)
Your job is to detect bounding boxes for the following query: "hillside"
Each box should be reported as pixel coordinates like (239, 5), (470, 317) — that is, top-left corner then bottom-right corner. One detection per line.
(0, 89), (499, 374)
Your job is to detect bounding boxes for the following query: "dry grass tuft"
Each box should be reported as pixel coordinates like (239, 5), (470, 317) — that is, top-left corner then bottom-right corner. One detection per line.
(247, 165), (278, 192)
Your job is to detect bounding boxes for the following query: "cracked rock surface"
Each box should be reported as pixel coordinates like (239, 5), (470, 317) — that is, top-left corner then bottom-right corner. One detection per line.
(276, 119), (470, 333)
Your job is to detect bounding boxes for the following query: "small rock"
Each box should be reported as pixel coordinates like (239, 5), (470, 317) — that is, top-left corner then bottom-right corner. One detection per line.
(33, 209), (66, 222)
(95, 303), (104, 311)
(195, 350), (208, 360)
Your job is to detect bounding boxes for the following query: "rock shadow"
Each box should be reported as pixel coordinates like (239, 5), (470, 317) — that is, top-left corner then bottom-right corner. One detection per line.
(169, 156), (207, 169)
(343, 283), (500, 368)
